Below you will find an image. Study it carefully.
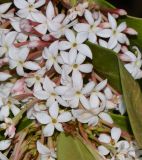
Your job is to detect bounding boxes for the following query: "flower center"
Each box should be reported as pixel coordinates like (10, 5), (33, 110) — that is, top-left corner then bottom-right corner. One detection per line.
(76, 91), (81, 96)
(72, 43), (77, 47)
(73, 64), (78, 69)
(52, 118), (57, 124)
(51, 92), (56, 96)
(111, 139), (115, 145)
(35, 76), (40, 80)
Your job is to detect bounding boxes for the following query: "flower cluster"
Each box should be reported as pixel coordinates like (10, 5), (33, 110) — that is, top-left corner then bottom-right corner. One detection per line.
(0, 0), (141, 159)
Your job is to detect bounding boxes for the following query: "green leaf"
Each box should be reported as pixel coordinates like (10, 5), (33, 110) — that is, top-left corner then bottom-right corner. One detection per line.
(0, 0), (11, 3)
(87, 42), (142, 148)
(109, 112), (132, 132)
(17, 117), (33, 132)
(57, 133), (103, 160)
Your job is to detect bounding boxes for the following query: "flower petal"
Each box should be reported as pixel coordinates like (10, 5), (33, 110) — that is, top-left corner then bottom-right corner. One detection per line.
(98, 145), (110, 156)
(77, 44), (92, 59)
(14, 0), (28, 9)
(59, 41), (72, 50)
(111, 127), (121, 143)
(46, 1), (55, 20)
(35, 112), (51, 124)
(34, 90), (49, 100)
(74, 23), (89, 32)
(0, 140), (11, 151)
(108, 13), (117, 29)
(49, 102), (59, 119)
(37, 141), (50, 155)
(24, 61), (40, 70)
(99, 112), (113, 124)
(58, 112), (72, 122)
(72, 70), (83, 91)
(43, 124), (54, 137)
(65, 29), (75, 43)
(98, 134), (111, 144)
(0, 2), (12, 13)
(85, 10), (94, 25)
(79, 64), (93, 73)
(0, 72), (11, 81)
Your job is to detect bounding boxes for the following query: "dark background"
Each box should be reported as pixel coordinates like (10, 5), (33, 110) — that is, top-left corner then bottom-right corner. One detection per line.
(107, 0), (142, 17)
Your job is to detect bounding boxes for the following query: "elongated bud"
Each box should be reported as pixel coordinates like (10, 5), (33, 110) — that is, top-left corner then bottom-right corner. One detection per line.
(124, 28), (138, 35)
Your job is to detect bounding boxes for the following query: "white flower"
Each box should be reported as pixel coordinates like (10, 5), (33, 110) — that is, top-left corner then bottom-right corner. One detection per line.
(25, 68), (45, 92)
(74, 10), (102, 43)
(8, 46), (40, 76)
(62, 71), (95, 108)
(0, 31), (18, 57)
(120, 47), (142, 79)
(37, 141), (56, 160)
(42, 41), (62, 74)
(14, 0), (45, 20)
(97, 13), (129, 49)
(0, 2), (13, 21)
(35, 102), (72, 136)
(98, 127), (130, 159)
(59, 29), (92, 59)
(31, 1), (64, 34)
(34, 76), (68, 107)
(0, 72), (11, 81)
(0, 97), (20, 121)
(0, 140), (11, 160)
(60, 51), (93, 74)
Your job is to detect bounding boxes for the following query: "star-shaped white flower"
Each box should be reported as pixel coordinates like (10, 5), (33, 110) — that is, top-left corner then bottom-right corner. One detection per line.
(31, 1), (65, 34)
(74, 10), (102, 43)
(14, 0), (45, 20)
(97, 13), (129, 49)
(0, 31), (18, 57)
(62, 71), (95, 108)
(120, 47), (142, 79)
(35, 102), (72, 136)
(34, 76), (69, 107)
(60, 51), (93, 74)
(37, 141), (56, 160)
(25, 68), (45, 92)
(59, 29), (92, 59)
(8, 46), (40, 76)
(42, 41), (62, 74)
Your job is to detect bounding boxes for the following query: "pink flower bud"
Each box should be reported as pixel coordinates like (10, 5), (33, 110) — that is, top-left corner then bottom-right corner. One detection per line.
(5, 125), (16, 138)
(11, 79), (25, 95)
(124, 28), (138, 35)
(20, 19), (32, 33)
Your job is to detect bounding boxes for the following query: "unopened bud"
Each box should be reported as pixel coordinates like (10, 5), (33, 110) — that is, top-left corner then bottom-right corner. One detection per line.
(124, 28), (138, 35)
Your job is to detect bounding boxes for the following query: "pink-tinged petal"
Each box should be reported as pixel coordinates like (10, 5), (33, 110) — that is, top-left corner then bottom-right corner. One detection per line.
(0, 2), (12, 13)
(16, 66), (25, 76)
(98, 134), (111, 144)
(98, 145), (110, 156)
(74, 23), (89, 32)
(0, 72), (11, 81)
(80, 95), (90, 110)
(69, 48), (77, 64)
(14, 0), (28, 9)
(24, 61), (40, 70)
(46, 1), (55, 20)
(11, 105), (20, 116)
(108, 13), (117, 29)
(59, 41), (72, 50)
(104, 87), (113, 99)
(95, 79), (107, 91)
(37, 141), (50, 155)
(117, 22), (127, 32)
(49, 102), (59, 118)
(72, 70), (83, 91)
(34, 0), (45, 8)
(58, 112), (72, 122)
(65, 29), (75, 43)
(19, 47), (29, 61)
(85, 9), (94, 25)
(31, 12), (46, 23)
(0, 140), (11, 151)
(43, 123), (54, 137)
(82, 81), (95, 94)
(97, 29), (112, 38)
(88, 32), (97, 43)
(90, 93), (100, 108)
(76, 32), (88, 44)
(79, 64), (93, 73)
(77, 44), (92, 59)
(99, 112), (113, 124)
(34, 24), (48, 35)
(35, 112), (51, 124)
(111, 127), (121, 143)
(56, 96), (69, 107)
(34, 90), (49, 100)
(108, 36), (117, 49)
